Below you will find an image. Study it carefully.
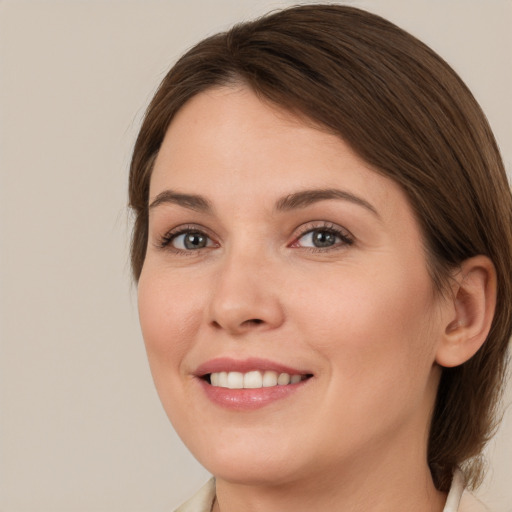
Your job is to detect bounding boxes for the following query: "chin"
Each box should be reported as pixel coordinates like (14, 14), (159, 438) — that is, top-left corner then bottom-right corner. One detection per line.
(202, 453), (304, 487)
(180, 427), (309, 485)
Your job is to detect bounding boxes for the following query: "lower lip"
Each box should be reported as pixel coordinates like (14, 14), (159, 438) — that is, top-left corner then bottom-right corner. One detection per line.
(198, 378), (310, 410)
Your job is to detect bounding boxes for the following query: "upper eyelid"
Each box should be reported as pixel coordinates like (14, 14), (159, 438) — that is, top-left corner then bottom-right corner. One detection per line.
(162, 223), (214, 237)
(293, 221), (353, 238)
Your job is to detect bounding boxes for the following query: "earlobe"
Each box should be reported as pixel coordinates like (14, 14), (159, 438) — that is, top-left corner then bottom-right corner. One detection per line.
(435, 256), (497, 368)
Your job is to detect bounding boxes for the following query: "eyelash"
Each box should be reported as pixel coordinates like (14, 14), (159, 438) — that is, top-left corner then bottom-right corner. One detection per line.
(291, 222), (354, 251)
(157, 224), (216, 255)
(157, 221), (354, 255)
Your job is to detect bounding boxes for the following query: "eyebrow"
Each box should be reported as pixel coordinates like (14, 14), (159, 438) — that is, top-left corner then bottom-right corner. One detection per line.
(275, 188), (379, 216)
(149, 190), (213, 212)
(148, 187), (379, 217)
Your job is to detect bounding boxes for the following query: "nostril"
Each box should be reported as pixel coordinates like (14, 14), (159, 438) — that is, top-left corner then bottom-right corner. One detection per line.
(242, 318), (264, 326)
(209, 316), (270, 333)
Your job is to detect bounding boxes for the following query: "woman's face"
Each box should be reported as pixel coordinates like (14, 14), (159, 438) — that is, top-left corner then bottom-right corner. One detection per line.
(138, 86), (449, 486)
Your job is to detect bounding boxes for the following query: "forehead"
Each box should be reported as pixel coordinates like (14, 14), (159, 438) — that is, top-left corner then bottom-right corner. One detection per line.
(150, 85), (410, 219)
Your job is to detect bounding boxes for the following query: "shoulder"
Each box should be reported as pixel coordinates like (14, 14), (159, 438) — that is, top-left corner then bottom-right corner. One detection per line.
(174, 478), (216, 512)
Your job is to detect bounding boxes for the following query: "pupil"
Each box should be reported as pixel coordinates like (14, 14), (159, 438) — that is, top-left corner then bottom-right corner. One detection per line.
(184, 233), (206, 249)
(313, 230), (335, 248)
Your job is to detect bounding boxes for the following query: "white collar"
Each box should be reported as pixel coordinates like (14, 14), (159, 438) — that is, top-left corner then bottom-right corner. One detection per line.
(444, 469), (465, 512)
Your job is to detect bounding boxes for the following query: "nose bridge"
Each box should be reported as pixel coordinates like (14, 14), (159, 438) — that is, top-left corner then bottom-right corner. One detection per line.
(208, 240), (284, 334)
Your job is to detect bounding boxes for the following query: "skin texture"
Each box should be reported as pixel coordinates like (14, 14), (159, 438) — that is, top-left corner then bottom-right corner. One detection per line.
(137, 86), (494, 511)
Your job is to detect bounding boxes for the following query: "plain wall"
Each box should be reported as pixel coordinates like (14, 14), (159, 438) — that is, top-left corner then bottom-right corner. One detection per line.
(0, 0), (510, 510)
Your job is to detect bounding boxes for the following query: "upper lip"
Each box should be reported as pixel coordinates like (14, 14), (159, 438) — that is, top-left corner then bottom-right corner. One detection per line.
(194, 357), (312, 377)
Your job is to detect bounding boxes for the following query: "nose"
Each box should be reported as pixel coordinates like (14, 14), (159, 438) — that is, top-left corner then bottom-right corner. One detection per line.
(207, 250), (285, 335)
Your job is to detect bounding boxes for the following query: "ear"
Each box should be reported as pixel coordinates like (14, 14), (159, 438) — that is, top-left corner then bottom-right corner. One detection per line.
(436, 255), (497, 368)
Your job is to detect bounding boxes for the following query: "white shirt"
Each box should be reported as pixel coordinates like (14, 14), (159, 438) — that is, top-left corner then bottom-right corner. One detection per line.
(175, 470), (489, 512)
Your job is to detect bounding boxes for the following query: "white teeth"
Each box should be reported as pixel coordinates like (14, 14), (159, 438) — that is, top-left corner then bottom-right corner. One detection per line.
(218, 371), (228, 388)
(290, 374), (302, 384)
(244, 370), (263, 388)
(209, 370), (306, 389)
(227, 371), (244, 389)
(277, 373), (290, 385)
(262, 370), (278, 387)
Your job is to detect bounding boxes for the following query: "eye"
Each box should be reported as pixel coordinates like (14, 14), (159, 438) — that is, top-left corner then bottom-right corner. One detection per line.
(291, 223), (353, 250)
(172, 231), (213, 250)
(299, 230), (339, 248)
(158, 226), (217, 252)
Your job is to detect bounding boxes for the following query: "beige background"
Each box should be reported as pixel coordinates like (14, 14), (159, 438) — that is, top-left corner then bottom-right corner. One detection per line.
(0, 0), (510, 510)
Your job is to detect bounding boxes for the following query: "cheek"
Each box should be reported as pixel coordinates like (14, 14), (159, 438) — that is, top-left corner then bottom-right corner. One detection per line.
(137, 269), (204, 378)
(293, 260), (438, 384)
(300, 265), (440, 443)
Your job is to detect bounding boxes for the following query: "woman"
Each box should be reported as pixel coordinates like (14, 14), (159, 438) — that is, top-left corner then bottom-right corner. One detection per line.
(129, 5), (512, 511)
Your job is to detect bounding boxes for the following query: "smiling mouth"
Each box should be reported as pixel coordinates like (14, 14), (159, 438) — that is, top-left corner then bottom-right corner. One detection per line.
(204, 370), (312, 389)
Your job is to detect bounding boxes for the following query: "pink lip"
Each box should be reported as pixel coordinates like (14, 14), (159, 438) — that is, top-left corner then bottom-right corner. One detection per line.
(194, 357), (313, 411)
(198, 380), (309, 410)
(194, 357), (309, 377)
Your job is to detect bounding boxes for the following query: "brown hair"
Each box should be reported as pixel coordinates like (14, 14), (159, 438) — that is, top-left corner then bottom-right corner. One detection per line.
(129, 4), (512, 491)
